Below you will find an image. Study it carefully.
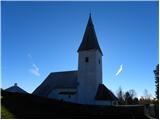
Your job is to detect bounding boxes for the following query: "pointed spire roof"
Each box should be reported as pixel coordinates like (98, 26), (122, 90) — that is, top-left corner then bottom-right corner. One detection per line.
(77, 14), (103, 55)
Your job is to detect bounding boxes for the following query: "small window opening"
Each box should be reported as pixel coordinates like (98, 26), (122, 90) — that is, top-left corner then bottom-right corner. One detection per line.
(99, 59), (100, 64)
(85, 57), (89, 63)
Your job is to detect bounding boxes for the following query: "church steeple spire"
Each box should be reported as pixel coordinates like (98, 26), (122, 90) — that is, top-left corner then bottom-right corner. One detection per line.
(77, 14), (103, 55)
(88, 13), (93, 26)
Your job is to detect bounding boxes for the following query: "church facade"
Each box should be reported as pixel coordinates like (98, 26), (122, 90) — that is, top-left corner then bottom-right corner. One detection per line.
(33, 15), (117, 105)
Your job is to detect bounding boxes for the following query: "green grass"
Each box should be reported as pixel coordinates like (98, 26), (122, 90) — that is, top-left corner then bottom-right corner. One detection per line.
(1, 105), (15, 119)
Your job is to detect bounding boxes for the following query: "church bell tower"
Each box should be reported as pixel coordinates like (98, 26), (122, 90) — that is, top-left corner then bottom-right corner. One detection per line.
(77, 14), (103, 104)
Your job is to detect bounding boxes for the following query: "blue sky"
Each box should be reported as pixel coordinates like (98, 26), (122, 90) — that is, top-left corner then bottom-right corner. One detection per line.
(2, 1), (158, 98)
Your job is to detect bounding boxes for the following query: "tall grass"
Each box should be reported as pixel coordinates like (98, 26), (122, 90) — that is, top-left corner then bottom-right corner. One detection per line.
(1, 105), (14, 119)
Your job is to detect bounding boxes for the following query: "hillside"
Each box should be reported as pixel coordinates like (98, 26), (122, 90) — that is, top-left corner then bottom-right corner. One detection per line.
(1, 90), (148, 119)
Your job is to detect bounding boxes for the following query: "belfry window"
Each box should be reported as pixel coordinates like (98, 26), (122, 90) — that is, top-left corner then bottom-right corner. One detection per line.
(85, 57), (89, 63)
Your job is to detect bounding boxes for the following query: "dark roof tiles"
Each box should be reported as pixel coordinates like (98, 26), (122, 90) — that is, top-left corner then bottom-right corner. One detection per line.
(32, 70), (78, 97)
(5, 84), (28, 94)
(95, 84), (117, 101)
(77, 15), (103, 55)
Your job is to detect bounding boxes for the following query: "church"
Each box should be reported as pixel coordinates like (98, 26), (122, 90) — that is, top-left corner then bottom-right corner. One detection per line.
(33, 15), (117, 105)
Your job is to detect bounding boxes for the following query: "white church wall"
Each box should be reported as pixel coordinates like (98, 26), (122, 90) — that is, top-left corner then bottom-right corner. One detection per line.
(95, 50), (102, 84)
(77, 50), (102, 105)
(48, 88), (78, 103)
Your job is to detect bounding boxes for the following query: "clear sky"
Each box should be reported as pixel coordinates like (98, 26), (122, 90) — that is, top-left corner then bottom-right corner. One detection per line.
(2, 1), (158, 98)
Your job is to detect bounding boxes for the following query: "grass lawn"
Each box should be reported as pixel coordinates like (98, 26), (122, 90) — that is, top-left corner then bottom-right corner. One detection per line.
(1, 105), (15, 119)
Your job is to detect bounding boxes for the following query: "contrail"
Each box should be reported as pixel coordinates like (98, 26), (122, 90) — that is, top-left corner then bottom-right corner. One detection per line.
(116, 64), (123, 76)
(28, 53), (41, 77)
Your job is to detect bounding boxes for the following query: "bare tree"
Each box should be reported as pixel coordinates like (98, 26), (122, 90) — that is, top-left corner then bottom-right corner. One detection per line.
(124, 91), (132, 104)
(144, 89), (152, 100)
(133, 97), (139, 104)
(128, 89), (137, 99)
(116, 87), (124, 104)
